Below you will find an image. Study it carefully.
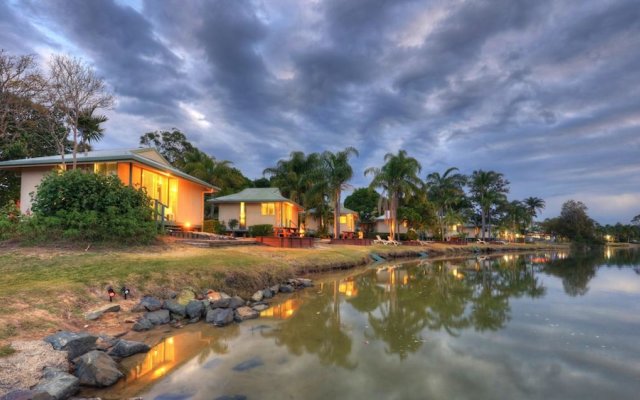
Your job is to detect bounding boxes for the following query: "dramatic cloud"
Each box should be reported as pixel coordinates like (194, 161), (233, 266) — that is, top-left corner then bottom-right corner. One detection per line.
(3, 0), (639, 223)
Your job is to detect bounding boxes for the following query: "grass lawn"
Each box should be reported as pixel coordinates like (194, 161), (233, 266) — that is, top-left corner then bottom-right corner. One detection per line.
(0, 239), (566, 348)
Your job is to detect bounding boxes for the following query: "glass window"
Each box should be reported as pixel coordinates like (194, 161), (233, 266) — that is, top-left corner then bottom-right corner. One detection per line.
(94, 162), (117, 175)
(340, 216), (347, 224)
(261, 203), (275, 215)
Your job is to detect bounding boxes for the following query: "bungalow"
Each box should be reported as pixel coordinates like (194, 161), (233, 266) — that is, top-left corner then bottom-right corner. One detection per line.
(303, 206), (358, 234)
(374, 215), (409, 235)
(0, 148), (217, 230)
(210, 188), (302, 230)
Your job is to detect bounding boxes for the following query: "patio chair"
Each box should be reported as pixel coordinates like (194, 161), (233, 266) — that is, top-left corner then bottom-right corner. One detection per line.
(387, 235), (401, 246)
(374, 235), (390, 245)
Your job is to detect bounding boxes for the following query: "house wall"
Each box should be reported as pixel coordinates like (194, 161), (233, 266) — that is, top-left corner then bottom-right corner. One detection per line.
(19, 167), (55, 213)
(246, 203), (278, 226)
(176, 179), (206, 228)
(374, 220), (408, 234)
(217, 202), (301, 228)
(117, 162), (131, 185)
(218, 203), (240, 227)
(305, 214), (356, 233)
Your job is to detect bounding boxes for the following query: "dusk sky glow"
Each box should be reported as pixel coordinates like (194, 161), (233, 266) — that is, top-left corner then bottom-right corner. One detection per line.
(2, 0), (639, 223)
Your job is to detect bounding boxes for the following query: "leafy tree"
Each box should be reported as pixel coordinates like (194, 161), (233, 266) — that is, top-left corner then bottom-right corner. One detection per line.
(318, 147), (358, 238)
(181, 148), (249, 195)
(139, 128), (195, 166)
(469, 170), (510, 240)
(252, 177), (271, 188)
(543, 200), (598, 243)
(48, 55), (113, 169)
(365, 150), (422, 240)
(523, 196), (546, 229)
(263, 151), (319, 206)
(344, 187), (380, 228)
(425, 167), (467, 239)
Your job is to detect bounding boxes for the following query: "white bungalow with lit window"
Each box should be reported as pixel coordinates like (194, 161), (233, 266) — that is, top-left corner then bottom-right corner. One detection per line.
(210, 188), (303, 231)
(0, 148), (217, 230)
(303, 206), (358, 234)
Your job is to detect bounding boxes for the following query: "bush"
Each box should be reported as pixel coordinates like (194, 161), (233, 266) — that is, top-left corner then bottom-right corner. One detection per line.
(248, 224), (273, 237)
(0, 201), (20, 241)
(23, 170), (157, 244)
(203, 219), (227, 234)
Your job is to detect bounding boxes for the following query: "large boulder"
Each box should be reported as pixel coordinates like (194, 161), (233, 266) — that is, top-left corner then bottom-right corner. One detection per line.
(262, 288), (274, 299)
(33, 368), (79, 400)
(108, 339), (150, 358)
(296, 278), (314, 287)
(269, 284), (280, 293)
(206, 308), (234, 327)
(131, 296), (163, 312)
(163, 300), (186, 318)
(132, 318), (153, 332)
(145, 310), (170, 325)
(209, 297), (231, 309)
(176, 288), (196, 305)
(73, 350), (123, 387)
(279, 284), (294, 293)
(185, 300), (204, 320)
(44, 332), (97, 360)
(234, 306), (259, 322)
(228, 296), (246, 309)
(84, 304), (121, 321)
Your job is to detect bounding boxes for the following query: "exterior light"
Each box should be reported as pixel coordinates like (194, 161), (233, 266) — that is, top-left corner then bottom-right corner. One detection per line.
(108, 287), (116, 302)
(121, 287), (130, 300)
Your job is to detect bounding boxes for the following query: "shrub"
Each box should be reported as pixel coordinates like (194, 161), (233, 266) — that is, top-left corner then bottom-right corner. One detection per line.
(23, 170), (157, 244)
(248, 224), (273, 237)
(0, 201), (20, 241)
(204, 219), (227, 234)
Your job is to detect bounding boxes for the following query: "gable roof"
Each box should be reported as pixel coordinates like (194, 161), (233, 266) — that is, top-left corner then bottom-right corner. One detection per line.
(210, 188), (302, 208)
(0, 148), (218, 190)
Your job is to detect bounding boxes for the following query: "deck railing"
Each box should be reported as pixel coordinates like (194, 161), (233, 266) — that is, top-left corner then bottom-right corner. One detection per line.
(153, 199), (167, 230)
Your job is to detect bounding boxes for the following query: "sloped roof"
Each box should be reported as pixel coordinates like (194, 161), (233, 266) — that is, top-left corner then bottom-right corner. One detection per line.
(0, 148), (218, 190)
(305, 206), (357, 215)
(210, 188), (302, 208)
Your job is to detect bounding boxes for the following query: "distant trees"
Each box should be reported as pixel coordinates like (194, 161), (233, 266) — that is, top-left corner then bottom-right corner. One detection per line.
(365, 150), (422, 240)
(319, 147), (359, 238)
(468, 170), (510, 240)
(542, 200), (598, 243)
(425, 167), (467, 240)
(344, 188), (380, 229)
(523, 197), (546, 229)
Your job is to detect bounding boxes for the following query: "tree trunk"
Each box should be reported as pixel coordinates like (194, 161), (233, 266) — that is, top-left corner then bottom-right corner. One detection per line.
(481, 210), (486, 240)
(333, 190), (341, 239)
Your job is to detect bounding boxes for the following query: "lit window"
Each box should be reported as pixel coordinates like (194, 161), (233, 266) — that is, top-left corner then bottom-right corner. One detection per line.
(340, 216), (347, 224)
(240, 202), (246, 227)
(94, 162), (117, 175)
(261, 203), (275, 215)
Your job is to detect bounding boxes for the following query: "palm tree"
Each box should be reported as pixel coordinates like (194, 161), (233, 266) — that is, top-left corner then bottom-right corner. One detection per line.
(365, 150), (422, 240)
(469, 170), (509, 240)
(77, 106), (107, 154)
(319, 147), (359, 238)
(425, 167), (467, 239)
(263, 151), (319, 206)
(523, 196), (546, 230)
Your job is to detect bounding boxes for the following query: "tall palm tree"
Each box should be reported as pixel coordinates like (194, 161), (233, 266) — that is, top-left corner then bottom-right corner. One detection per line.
(365, 150), (422, 240)
(523, 196), (546, 230)
(469, 170), (509, 240)
(263, 151), (319, 206)
(425, 167), (467, 239)
(319, 147), (359, 238)
(77, 106), (107, 154)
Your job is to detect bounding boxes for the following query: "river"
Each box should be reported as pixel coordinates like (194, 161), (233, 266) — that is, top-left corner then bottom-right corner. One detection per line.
(91, 248), (640, 400)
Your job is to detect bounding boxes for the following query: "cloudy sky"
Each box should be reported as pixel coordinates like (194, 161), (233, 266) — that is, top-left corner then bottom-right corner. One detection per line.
(2, 0), (639, 223)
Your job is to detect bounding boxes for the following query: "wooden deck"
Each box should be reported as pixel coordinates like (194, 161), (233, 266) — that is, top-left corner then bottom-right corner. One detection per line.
(329, 238), (372, 246)
(257, 236), (316, 248)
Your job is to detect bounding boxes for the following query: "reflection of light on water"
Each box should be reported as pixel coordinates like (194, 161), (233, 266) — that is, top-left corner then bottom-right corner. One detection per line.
(260, 298), (300, 319)
(605, 248), (612, 259)
(376, 266), (409, 291)
(339, 280), (358, 297)
(452, 268), (464, 279)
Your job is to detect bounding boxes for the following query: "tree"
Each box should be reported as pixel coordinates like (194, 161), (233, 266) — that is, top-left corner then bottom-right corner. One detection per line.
(425, 167), (467, 240)
(319, 147), (359, 238)
(365, 150), (422, 240)
(543, 200), (598, 243)
(181, 148), (249, 195)
(344, 188), (381, 230)
(523, 196), (546, 230)
(632, 214), (640, 226)
(263, 151), (319, 207)
(139, 128), (195, 167)
(77, 106), (108, 153)
(48, 55), (114, 169)
(469, 170), (510, 240)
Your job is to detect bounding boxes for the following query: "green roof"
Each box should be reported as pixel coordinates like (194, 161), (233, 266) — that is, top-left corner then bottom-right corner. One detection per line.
(0, 148), (218, 190)
(305, 206), (357, 215)
(210, 188), (302, 208)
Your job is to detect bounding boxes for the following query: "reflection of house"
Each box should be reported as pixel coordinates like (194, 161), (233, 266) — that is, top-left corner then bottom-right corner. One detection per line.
(260, 298), (301, 319)
(338, 279), (358, 297)
(374, 215), (409, 234)
(304, 206), (358, 233)
(0, 149), (216, 229)
(210, 188), (303, 229)
(375, 266), (409, 290)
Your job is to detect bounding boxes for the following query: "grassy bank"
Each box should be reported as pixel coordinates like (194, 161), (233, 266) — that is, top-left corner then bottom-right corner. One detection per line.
(0, 239), (567, 348)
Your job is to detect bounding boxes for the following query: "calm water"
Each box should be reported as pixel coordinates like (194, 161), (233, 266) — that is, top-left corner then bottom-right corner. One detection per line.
(96, 249), (640, 400)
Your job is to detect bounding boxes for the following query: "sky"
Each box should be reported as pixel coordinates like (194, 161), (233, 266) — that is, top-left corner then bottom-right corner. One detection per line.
(2, 0), (639, 224)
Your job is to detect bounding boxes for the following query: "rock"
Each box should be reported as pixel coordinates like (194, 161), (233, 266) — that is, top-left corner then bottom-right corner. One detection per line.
(132, 318), (153, 332)
(176, 288), (196, 305)
(131, 296), (163, 312)
(297, 278), (313, 287)
(269, 284), (280, 293)
(44, 332), (97, 360)
(145, 310), (170, 325)
(73, 350), (123, 387)
(95, 335), (117, 351)
(251, 304), (269, 312)
(163, 300), (186, 317)
(250, 290), (263, 302)
(33, 368), (79, 400)
(185, 300), (204, 320)
(84, 304), (121, 321)
(209, 297), (231, 309)
(188, 317), (200, 324)
(228, 296), (245, 309)
(262, 289), (274, 299)
(234, 306), (259, 322)
(108, 339), (150, 358)
(206, 290), (228, 301)
(0, 390), (55, 400)
(206, 308), (234, 327)
(279, 284), (294, 293)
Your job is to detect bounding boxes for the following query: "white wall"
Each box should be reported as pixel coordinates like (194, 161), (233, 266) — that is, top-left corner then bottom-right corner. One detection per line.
(19, 167), (54, 214)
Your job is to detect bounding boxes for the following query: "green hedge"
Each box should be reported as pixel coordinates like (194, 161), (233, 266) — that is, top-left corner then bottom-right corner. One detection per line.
(203, 219), (227, 234)
(20, 170), (157, 244)
(248, 224), (273, 237)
